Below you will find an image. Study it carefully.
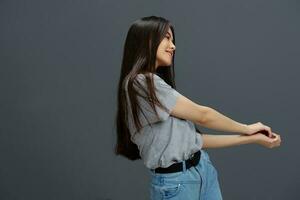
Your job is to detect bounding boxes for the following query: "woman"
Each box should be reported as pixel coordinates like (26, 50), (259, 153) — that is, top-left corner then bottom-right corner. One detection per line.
(115, 16), (281, 200)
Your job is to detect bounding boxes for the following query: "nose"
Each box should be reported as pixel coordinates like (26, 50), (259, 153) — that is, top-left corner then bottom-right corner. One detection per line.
(170, 42), (176, 51)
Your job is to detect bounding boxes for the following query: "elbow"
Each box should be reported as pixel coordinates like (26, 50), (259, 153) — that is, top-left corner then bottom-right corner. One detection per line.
(197, 106), (212, 125)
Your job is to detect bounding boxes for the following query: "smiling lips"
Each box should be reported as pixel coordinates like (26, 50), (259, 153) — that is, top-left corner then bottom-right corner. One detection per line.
(166, 51), (173, 57)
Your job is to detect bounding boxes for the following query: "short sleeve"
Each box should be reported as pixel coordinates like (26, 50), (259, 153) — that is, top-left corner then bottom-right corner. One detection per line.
(133, 73), (182, 124)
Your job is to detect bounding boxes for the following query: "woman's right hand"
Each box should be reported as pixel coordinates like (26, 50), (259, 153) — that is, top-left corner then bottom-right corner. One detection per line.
(250, 132), (282, 148)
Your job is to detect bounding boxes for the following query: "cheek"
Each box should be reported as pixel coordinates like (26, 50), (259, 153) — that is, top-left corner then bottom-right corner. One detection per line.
(157, 45), (167, 55)
(157, 51), (167, 61)
(156, 42), (171, 63)
(156, 48), (164, 58)
(157, 41), (167, 52)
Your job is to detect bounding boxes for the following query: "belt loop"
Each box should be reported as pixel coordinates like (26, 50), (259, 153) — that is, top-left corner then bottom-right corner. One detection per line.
(182, 161), (186, 172)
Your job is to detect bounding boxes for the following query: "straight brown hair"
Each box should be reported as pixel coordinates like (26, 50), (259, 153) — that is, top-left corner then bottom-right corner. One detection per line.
(115, 16), (203, 160)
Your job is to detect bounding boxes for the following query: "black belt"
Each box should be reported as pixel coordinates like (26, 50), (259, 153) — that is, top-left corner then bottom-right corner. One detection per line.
(153, 150), (201, 174)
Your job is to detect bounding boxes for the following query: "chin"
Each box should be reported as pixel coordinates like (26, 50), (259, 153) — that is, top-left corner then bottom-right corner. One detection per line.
(162, 60), (172, 66)
(157, 59), (172, 67)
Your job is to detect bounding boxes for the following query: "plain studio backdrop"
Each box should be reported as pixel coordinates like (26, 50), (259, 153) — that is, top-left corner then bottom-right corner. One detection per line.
(0, 0), (299, 199)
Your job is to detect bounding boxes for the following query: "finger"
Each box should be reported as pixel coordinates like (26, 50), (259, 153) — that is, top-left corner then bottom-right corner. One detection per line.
(275, 139), (281, 146)
(260, 124), (270, 136)
(270, 132), (277, 138)
(273, 133), (281, 141)
(265, 126), (272, 137)
(277, 135), (281, 143)
(267, 136), (276, 143)
(275, 134), (281, 142)
(273, 135), (280, 142)
(270, 134), (278, 142)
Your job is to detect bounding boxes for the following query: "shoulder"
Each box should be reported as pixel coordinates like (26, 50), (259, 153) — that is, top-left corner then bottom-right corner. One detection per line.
(126, 73), (171, 92)
(136, 73), (169, 86)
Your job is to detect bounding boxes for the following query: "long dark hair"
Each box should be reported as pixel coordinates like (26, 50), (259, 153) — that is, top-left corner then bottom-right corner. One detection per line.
(115, 16), (203, 160)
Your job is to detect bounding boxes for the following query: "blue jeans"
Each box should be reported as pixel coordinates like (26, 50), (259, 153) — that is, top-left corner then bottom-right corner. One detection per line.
(149, 149), (223, 200)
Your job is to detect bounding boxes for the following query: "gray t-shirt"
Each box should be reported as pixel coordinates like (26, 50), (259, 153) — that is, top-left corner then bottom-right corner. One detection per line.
(124, 73), (203, 169)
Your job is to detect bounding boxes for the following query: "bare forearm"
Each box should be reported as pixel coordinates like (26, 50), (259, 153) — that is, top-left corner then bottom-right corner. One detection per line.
(201, 133), (254, 149)
(201, 108), (250, 134)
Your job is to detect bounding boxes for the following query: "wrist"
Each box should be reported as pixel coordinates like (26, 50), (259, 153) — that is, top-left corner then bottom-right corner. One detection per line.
(247, 134), (257, 144)
(240, 134), (256, 145)
(241, 123), (250, 134)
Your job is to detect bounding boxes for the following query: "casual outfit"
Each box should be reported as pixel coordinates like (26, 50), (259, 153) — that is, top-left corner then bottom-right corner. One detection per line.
(124, 73), (223, 199)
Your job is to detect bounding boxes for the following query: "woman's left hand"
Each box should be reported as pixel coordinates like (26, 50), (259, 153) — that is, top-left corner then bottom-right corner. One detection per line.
(244, 122), (274, 138)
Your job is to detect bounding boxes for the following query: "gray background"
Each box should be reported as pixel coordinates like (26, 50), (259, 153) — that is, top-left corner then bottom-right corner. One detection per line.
(0, 0), (299, 199)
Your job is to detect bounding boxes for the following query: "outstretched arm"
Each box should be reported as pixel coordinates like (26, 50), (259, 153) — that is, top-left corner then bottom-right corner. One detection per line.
(200, 132), (281, 149)
(199, 107), (250, 134)
(170, 95), (272, 137)
(201, 133), (254, 149)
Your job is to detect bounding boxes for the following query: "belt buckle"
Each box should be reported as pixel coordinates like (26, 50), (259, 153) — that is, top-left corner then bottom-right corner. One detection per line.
(189, 151), (199, 166)
(190, 157), (197, 166)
